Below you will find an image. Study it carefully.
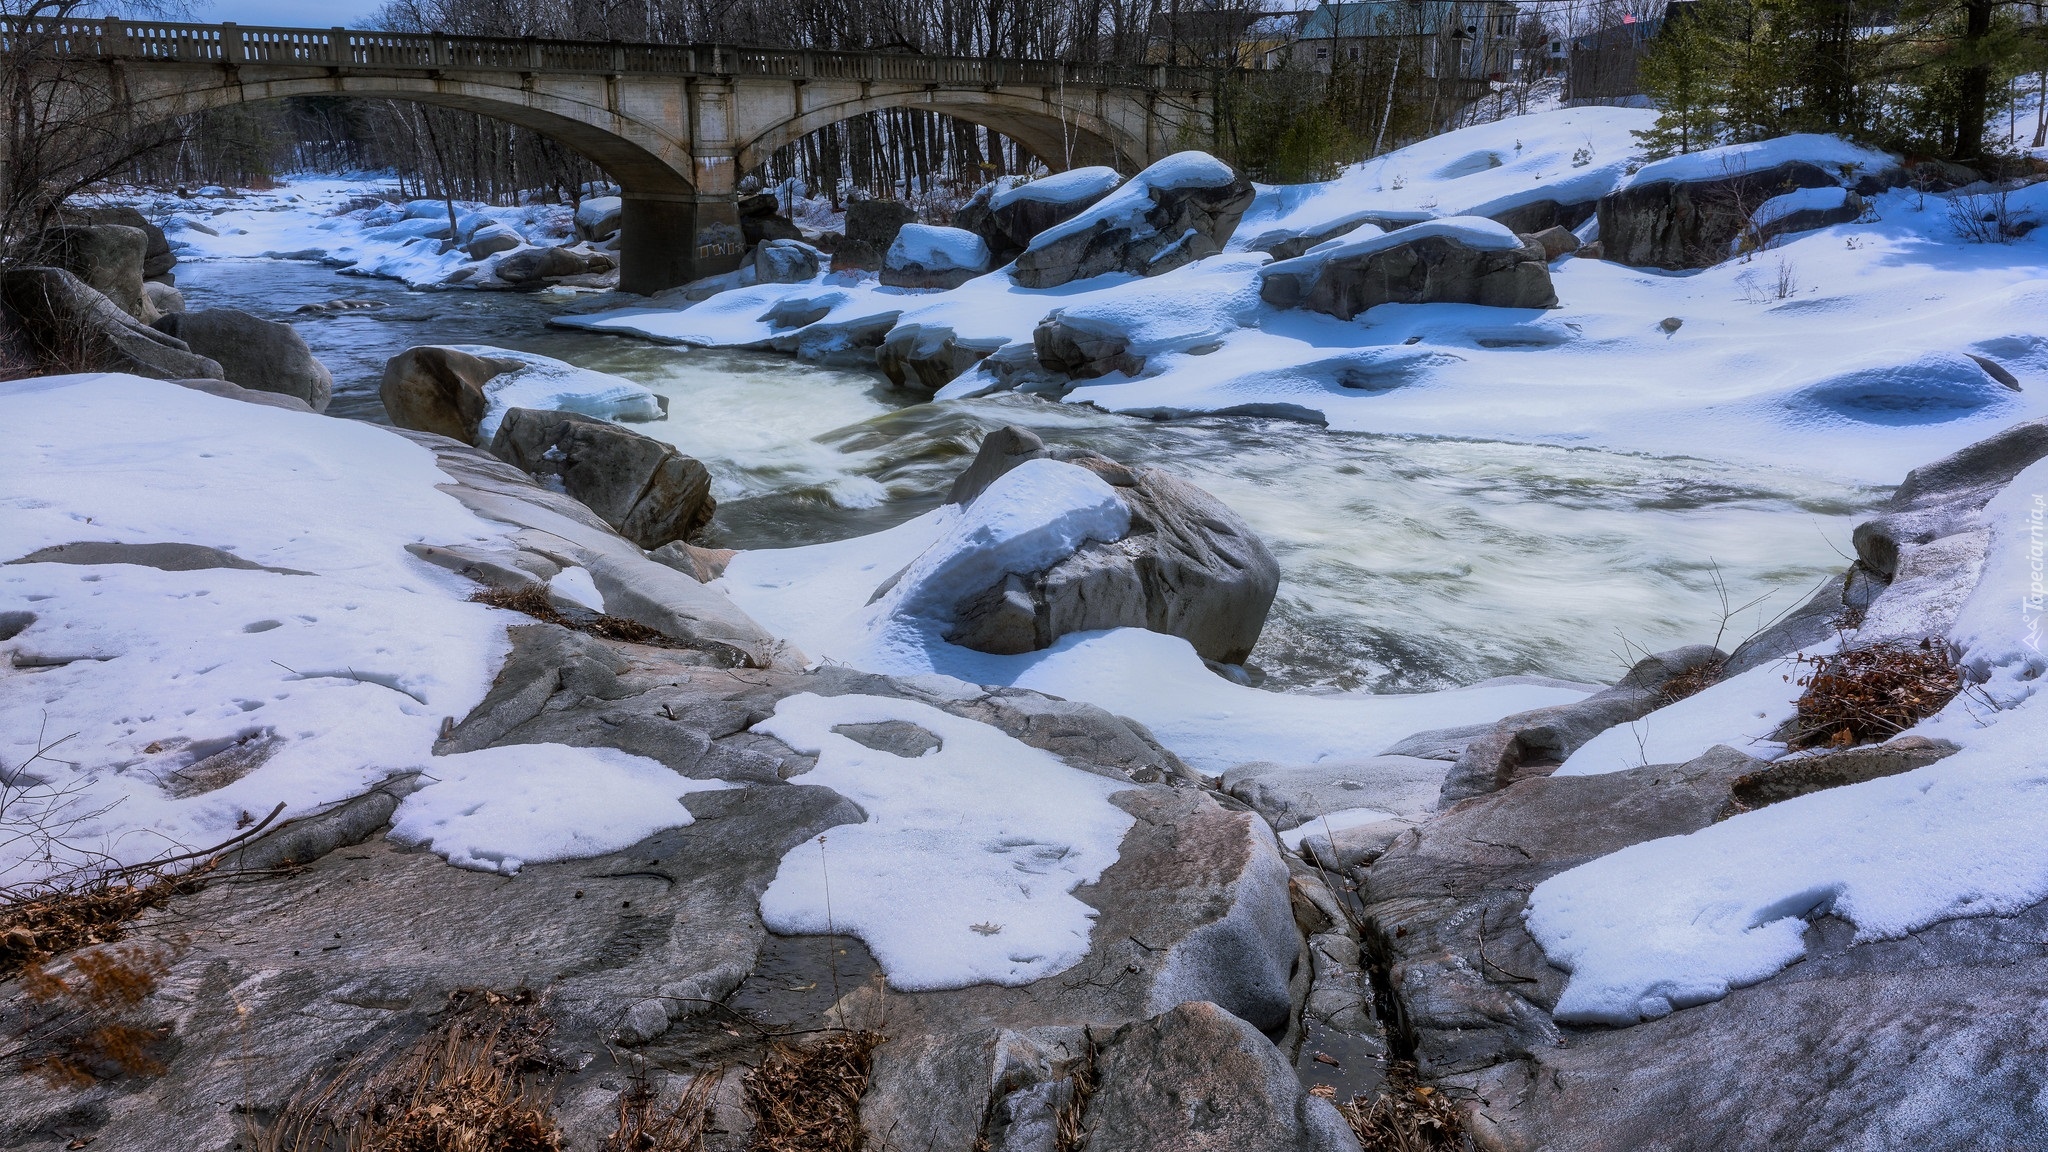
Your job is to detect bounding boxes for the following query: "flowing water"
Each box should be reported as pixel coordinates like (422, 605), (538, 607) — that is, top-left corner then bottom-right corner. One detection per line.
(175, 259), (1888, 693)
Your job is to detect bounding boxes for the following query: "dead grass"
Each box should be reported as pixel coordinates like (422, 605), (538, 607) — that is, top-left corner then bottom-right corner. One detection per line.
(743, 1030), (882, 1152)
(1339, 1061), (1471, 1152)
(603, 1069), (718, 1152)
(1051, 1037), (1098, 1152)
(468, 584), (678, 647)
(263, 988), (563, 1152)
(1785, 639), (1962, 750)
(1660, 658), (1726, 705)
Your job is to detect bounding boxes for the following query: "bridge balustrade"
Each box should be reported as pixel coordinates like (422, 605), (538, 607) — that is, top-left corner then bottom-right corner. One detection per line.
(0, 15), (1213, 92)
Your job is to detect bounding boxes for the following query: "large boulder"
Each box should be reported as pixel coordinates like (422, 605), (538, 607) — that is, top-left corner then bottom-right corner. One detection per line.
(66, 205), (176, 281)
(495, 245), (588, 285)
(1598, 153), (1874, 270)
(490, 406), (715, 549)
(1260, 217), (1558, 319)
(0, 266), (223, 380)
(1034, 313), (1145, 380)
(881, 223), (991, 289)
(152, 308), (333, 413)
(951, 167), (1123, 263)
(573, 195), (622, 241)
(1080, 1001), (1360, 1152)
(941, 428), (1280, 665)
(379, 344), (524, 443)
(1011, 152), (1254, 290)
(749, 238), (820, 284)
(464, 223), (523, 259)
(875, 323), (1004, 395)
(37, 223), (149, 318)
(1739, 186), (1865, 253)
(737, 192), (804, 244)
(834, 199), (917, 271)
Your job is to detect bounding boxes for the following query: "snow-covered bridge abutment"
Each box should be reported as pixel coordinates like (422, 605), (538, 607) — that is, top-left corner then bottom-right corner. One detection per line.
(10, 17), (1219, 292)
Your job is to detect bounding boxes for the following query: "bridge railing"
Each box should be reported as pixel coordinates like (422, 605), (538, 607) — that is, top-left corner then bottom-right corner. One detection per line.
(0, 16), (1216, 91)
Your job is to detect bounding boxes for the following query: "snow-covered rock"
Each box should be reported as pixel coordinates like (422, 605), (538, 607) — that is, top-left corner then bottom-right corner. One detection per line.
(1260, 216), (1558, 318)
(749, 237), (821, 284)
(1599, 134), (1897, 269)
(574, 195), (622, 241)
(882, 223), (991, 289)
(1012, 151), (1254, 289)
(952, 166), (1123, 261)
(875, 322), (1004, 395)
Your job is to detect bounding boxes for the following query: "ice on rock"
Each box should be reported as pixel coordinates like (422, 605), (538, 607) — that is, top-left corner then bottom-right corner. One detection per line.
(755, 691), (1135, 990)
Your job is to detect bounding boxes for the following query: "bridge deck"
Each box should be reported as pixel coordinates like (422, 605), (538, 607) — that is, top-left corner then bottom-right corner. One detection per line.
(1, 17), (1217, 92)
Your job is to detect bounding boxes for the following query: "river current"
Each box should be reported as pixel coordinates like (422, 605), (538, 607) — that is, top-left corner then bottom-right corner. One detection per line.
(174, 259), (1885, 693)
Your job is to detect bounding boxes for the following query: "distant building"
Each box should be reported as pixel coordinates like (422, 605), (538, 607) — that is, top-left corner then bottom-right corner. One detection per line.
(1284, 1), (1520, 81)
(1564, 7), (1665, 101)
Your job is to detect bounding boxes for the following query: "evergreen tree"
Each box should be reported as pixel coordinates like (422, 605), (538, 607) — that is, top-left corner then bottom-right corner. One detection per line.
(1636, 0), (1736, 155)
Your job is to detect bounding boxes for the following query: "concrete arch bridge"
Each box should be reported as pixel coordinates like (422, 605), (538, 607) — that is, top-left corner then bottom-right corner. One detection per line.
(9, 17), (1222, 291)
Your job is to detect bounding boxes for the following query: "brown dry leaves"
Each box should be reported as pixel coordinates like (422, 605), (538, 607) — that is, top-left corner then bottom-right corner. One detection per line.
(1340, 1061), (1471, 1152)
(1787, 639), (1962, 750)
(468, 585), (677, 646)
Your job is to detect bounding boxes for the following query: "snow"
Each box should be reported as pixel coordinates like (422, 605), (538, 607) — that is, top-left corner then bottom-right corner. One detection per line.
(992, 166), (1122, 210)
(1751, 185), (1856, 230)
(1527, 456), (2048, 1025)
(1233, 106), (1653, 245)
(754, 691), (1134, 990)
(0, 373), (732, 889)
(388, 744), (728, 875)
(1620, 134), (1895, 189)
(445, 344), (666, 439)
(887, 223), (990, 272)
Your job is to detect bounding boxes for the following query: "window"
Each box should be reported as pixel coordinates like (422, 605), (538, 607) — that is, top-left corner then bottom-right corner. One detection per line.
(1316, 45), (1329, 59)
(1460, 41), (1472, 72)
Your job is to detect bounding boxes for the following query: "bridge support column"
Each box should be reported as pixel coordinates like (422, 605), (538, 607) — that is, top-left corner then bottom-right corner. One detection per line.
(617, 194), (745, 295)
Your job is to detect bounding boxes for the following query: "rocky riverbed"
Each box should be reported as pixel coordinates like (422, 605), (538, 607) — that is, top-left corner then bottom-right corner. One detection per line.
(5, 110), (2048, 1151)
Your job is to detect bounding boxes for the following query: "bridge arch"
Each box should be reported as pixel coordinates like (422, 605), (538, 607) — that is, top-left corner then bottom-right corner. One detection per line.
(118, 72), (712, 292)
(130, 74), (698, 199)
(735, 91), (1143, 179)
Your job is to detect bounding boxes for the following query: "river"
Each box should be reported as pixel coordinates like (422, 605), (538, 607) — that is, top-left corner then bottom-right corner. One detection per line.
(173, 258), (1886, 693)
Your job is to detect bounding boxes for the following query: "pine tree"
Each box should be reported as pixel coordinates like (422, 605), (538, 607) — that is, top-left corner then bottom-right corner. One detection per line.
(1635, 0), (1735, 156)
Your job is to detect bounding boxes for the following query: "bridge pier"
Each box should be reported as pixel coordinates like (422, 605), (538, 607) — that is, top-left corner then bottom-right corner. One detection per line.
(618, 194), (745, 296)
